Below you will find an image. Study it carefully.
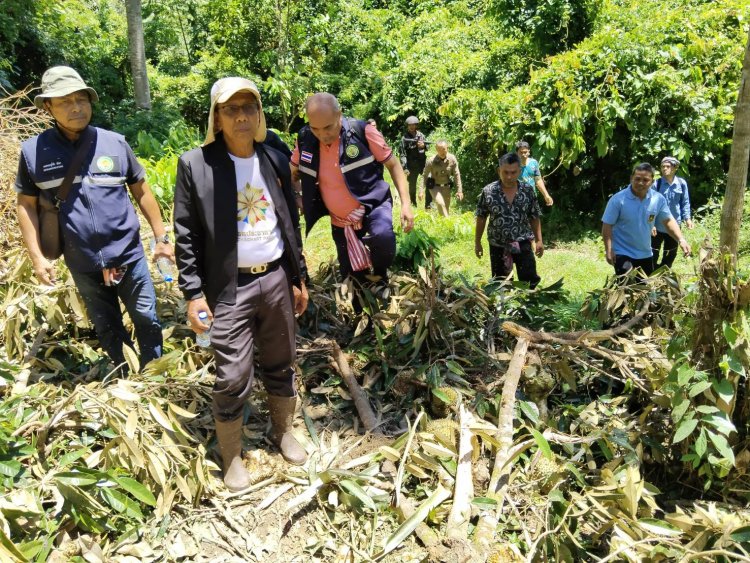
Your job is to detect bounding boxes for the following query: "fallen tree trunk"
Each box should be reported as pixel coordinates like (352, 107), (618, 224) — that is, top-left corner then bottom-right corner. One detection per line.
(331, 342), (380, 433)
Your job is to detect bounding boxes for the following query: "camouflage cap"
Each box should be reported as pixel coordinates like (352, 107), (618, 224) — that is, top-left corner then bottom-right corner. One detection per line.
(34, 66), (98, 109)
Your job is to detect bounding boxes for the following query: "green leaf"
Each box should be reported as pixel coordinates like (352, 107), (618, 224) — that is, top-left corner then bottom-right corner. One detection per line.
(100, 487), (144, 520)
(56, 448), (89, 469)
(707, 432), (735, 464)
(723, 321), (739, 347)
(375, 485), (450, 559)
(0, 460), (22, 478)
(671, 396), (690, 423)
(445, 360), (465, 376)
(637, 518), (682, 537)
(730, 526), (750, 543)
(431, 387), (452, 404)
(673, 417), (698, 444)
(338, 480), (376, 511)
(677, 364), (696, 386)
(530, 428), (553, 459)
(519, 400), (540, 425)
(694, 429), (707, 458)
(702, 414), (736, 436)
(53, 471), (99, 487)
(712, 379), (735, 403)
(688, 380), (712, 398)
(471, 497), (498, 507)
(695, 405), (720, 414)
(112, 476), (157, 507)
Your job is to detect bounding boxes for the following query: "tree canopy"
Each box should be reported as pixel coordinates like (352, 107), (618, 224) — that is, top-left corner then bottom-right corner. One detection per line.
(3, 0), (747, 222)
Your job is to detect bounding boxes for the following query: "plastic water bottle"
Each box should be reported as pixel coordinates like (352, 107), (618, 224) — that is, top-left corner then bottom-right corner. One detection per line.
(196, 311), (212, 347)
(150, 238), (175, 282)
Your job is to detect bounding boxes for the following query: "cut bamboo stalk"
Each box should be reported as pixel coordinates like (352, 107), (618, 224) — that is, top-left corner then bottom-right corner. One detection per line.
(446, 404), (474, 540)
(332, 342), (380, 433)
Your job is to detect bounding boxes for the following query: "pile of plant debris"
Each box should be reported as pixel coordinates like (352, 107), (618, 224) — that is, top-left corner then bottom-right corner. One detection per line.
(3, 91), (750, 563)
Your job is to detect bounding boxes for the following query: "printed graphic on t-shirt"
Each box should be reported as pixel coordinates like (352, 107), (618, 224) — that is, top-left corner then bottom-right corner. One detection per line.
(237, 183), (271, 226)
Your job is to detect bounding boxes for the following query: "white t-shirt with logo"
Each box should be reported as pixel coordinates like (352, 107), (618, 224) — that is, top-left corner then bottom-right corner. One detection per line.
(230, 153), (285, 268)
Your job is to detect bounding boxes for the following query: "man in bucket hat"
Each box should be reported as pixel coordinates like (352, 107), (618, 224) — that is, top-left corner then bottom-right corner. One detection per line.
(15, 66), (172, 372)
(651, 156), (693, 269)
(173, 77), (309, 491)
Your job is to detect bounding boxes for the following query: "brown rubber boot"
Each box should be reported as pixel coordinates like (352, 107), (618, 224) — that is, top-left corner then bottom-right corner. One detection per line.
(267, 395), (307, 465)
(214, 417), (252, 492)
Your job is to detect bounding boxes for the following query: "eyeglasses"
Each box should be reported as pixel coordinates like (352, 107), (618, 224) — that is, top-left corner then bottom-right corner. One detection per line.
(218, 103), (259, 117)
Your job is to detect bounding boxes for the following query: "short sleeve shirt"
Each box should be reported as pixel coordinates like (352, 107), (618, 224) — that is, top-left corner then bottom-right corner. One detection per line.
(230, 152), (284, 268)
(601, 186), (672, 259)
(520, 158), (541, 189)
(476, 180), (540, 246)
(291, 123), (392, 226)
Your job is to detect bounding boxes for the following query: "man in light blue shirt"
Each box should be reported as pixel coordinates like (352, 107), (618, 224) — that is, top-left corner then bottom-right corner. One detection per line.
(602, 162), (690, 276)
(651, 156), (693, 269)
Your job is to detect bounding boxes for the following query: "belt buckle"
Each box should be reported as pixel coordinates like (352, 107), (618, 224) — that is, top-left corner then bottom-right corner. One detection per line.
(250, 263), (268, 274)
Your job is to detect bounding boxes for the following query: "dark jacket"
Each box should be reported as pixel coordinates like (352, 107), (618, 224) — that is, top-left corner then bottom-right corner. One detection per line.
(399, 131), (427, 172)
(174, 134), (306, 308)
(297, 117), (392, 234)
(263, 129), (292, 159)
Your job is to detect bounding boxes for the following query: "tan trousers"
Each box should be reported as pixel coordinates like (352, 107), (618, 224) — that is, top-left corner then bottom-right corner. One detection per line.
(429, 185), (451, 217)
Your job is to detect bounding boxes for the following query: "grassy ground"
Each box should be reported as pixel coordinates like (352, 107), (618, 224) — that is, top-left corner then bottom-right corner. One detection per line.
(301, 193), (711, 303)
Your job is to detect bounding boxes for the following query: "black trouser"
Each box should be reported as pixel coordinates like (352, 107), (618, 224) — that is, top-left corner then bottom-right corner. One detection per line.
(488, 240), (540, 288)
(408, 169), (432, 208)
(651, 232), (678, 269)
(614, 254), (654, 277)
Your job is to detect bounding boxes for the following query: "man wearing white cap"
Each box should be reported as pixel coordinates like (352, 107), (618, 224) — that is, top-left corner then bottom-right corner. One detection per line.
(15, 66), (172, 372)
(651, 156), (693, 269)
(173, 77), (309, 491)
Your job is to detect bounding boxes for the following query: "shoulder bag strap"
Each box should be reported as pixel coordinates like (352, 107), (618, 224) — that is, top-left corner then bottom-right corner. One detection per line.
(57, 127), (97, 203)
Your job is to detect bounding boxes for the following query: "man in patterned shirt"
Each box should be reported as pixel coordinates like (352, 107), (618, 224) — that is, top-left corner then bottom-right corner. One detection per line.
(475, 152), (544, 287)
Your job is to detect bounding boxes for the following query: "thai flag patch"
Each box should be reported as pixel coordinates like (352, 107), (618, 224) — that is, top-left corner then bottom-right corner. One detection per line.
(300, 151), (313, 164)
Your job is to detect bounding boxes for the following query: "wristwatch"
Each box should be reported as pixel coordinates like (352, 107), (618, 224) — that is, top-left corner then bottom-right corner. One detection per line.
(155, 233), (170, 244)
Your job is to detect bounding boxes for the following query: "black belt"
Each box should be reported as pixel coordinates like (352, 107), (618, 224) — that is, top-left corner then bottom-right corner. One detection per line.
(238, 257), (283, 276)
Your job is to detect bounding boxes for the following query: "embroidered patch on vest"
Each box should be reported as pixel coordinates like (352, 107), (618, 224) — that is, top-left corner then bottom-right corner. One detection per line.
(345, 144), (360, 159)
(96, 156), (114, 173)
(300, 150), (313, 164)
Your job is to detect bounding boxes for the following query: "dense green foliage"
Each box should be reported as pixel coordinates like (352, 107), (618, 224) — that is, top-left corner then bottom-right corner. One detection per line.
(2, 0), (747, 225)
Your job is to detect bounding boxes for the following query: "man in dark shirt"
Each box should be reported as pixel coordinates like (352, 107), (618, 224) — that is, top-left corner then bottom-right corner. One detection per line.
(475, 152), (543, 287)
(399, 116), (429, 208)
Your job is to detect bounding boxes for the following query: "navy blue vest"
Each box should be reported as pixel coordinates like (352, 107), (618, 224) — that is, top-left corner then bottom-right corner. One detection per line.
(297, 118), (392, 234)
(18, 126), (145, 273)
